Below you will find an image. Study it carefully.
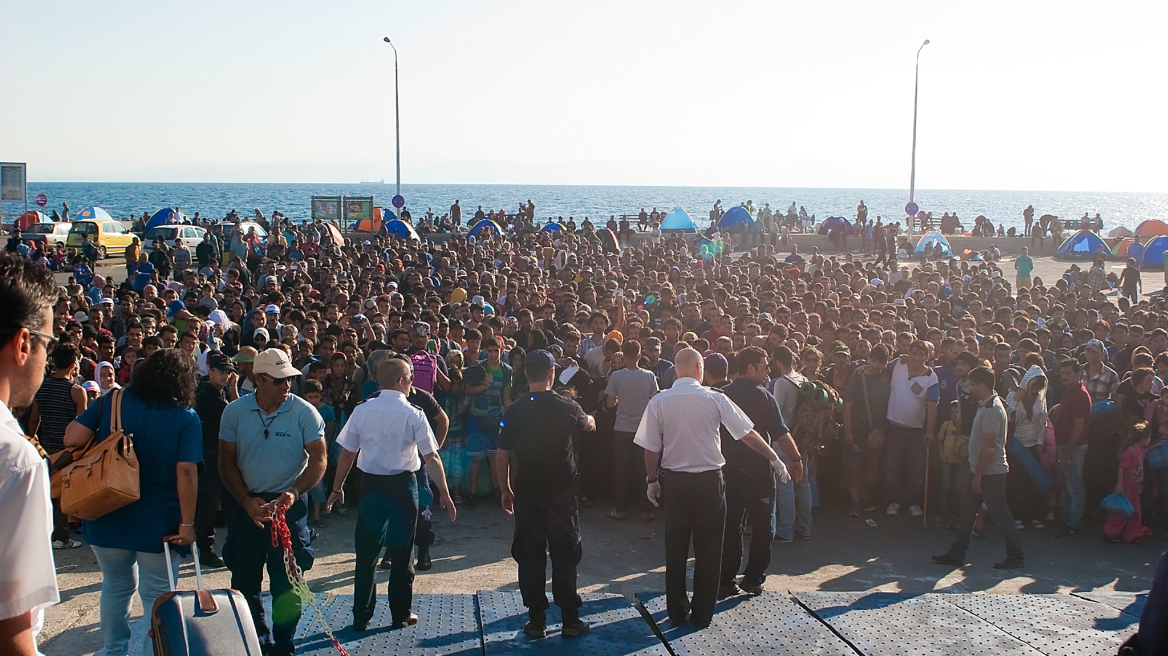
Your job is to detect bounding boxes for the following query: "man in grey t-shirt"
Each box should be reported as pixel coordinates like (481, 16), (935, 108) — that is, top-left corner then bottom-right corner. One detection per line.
(933, 366), (1023, 570)
(604, 340), (660, 520)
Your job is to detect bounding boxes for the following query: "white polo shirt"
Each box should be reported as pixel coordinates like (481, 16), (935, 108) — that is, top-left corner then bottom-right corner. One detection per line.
(0, 402), (59, 654)
(886, 360), (940, 429)
(336, 389), (438, 475)
(634, 377), (754, 473)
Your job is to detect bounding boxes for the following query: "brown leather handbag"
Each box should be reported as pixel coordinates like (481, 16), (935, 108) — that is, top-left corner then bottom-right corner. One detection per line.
(60, 389), (141, 521)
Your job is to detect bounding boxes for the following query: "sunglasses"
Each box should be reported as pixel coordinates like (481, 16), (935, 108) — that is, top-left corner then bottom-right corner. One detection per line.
(259, 373), (294, 385)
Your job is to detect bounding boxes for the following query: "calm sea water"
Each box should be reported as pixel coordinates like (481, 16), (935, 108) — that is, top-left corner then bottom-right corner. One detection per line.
(4, 182), (1167, 232)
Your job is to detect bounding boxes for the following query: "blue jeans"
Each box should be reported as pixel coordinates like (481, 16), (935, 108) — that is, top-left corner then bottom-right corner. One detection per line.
(91, 545), (179, 656)
(775, 453), (813, 539)
(1058, 444), (1088, 528)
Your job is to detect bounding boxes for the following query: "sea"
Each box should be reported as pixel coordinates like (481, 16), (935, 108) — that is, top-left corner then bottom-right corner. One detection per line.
(4, 182), (1167, 234)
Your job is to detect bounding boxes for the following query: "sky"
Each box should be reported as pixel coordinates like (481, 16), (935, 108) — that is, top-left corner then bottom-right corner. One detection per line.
(2, 0), (1166, 191)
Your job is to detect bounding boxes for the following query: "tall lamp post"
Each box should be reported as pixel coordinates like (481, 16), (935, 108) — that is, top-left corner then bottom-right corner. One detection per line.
(908, 39), (930, 210)
(383, 37), (401, 197)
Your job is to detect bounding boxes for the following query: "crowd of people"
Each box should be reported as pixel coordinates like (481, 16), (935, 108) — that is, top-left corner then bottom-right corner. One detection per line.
(3, 196), (1168, 654)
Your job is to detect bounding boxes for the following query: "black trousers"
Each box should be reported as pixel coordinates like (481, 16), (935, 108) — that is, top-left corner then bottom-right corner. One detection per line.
(948, 473), (1024, 561)
(663, 469), (726, 625)
(194, 456), (223, 552)
(415, 460), (435, 548)
(354, 470), (419, 625)
(223, 493), (314, 656)
(512, 486), (583, 614)
(721, 470), (776, 588)
(612, 431), (651, 512)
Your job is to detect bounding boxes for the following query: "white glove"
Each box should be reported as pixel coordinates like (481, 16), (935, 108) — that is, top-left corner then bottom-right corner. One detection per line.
(771, 457), (791, 484)
(646, 478), (662, 507)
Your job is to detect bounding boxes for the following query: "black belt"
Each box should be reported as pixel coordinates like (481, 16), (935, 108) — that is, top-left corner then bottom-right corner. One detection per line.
(663, 469), (722, 476)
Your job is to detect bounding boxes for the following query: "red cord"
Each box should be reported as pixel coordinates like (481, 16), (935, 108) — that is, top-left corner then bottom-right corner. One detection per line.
(271, 507), (350, 656)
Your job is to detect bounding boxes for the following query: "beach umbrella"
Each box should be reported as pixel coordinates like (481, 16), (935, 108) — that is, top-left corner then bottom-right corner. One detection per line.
(146, 207), (185, 230)
(717, 206), (754, 233)
(1108, 225), (1135, 239)
(383, 219), (419, 241)
(73, 206), (114, 222)
(16, 210), (48, 231)
(467, 219), (503, 239)
(914, 230), (953, 256)
(1135, 220), (1168, 238)
(659, 207), (697, 232)
(1055, 229), (1111, 260)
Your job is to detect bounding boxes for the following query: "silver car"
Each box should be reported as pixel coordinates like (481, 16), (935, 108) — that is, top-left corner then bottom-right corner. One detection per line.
(145, 225), (207, 251)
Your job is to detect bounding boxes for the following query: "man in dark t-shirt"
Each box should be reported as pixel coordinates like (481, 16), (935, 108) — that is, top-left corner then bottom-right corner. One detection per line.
(193, 352), (238, 566)
(498, 350), (596, 639)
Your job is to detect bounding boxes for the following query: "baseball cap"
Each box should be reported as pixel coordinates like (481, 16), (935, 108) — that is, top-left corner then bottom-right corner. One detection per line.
(98, 297), (114, 305)
(233, 346), (259, 364)
(167, 300), (187, 318)
(1085, 339), (1106, 353)
(261, 275), (277, 287)
(73, 311), (88, 322)
(82, 381), (101, 393)
(253, 348), (302, 378)
(411, 322), (431, 337)
(704, 353), (728, 377)
(831, 343), (851, 356)
(206, 351), (237, 373)
(524, 349), (556, 373)
(265, 304), (280, 314)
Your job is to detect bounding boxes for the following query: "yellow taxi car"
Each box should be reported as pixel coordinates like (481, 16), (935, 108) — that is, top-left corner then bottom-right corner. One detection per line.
(66, 218), (135, 258)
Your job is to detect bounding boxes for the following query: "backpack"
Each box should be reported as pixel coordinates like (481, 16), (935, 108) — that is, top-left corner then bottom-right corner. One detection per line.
(784, 378), (842, 451)
(410, 350), (438, 395)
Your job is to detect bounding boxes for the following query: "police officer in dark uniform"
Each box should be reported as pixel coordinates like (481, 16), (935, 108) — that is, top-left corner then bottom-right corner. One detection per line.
(497, 350), (597, 638)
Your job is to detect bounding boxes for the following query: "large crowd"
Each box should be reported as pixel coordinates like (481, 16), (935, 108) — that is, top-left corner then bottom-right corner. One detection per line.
(3, 197), (1168, 654)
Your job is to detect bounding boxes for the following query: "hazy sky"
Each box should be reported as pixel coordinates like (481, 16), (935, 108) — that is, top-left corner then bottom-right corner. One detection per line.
(2, 1), (1165, 191)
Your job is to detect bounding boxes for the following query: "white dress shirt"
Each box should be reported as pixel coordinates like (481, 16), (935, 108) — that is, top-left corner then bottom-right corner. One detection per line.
(0, 401), (59, 654)
(335, 389), (438, 475)
(634, 377), (754, 473)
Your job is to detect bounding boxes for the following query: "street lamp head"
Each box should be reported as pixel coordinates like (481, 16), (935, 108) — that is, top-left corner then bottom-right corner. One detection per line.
(383, 37), (391, 43)
(923, 39), (930, 46)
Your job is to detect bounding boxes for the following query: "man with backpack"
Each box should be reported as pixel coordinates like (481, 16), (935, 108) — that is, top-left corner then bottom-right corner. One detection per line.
(766, 345), (820, 541)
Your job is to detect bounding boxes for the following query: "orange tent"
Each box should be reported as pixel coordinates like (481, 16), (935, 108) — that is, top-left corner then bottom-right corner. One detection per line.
(16, 210), (48, 231)
(356, 207), (387, 233)
(1113, 238), (1135, 257)
(1134, 220), (1168, 237)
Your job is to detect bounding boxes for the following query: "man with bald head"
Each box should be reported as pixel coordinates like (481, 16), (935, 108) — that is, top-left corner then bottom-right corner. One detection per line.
(328, 357), (457, 632)
(635, 347), (791, 629)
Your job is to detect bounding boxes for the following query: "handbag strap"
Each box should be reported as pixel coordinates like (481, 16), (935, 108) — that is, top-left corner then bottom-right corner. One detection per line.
(111, 389), (123, 435)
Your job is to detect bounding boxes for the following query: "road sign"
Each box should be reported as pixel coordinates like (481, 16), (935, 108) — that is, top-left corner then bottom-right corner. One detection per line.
(392, 194), (405, 209)
(905, 202), (918, 216)
(35, 193), (47, 207)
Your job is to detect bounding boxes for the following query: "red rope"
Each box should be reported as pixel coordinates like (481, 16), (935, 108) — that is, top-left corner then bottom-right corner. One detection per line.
(271, 507), (350, 656)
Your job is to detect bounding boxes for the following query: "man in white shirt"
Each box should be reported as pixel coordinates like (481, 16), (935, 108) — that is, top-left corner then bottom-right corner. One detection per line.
(0, 254), (60, 656)
(328, 357), (456, 632)
(882, 340), (940, 518)
(635, 348), (789, 629)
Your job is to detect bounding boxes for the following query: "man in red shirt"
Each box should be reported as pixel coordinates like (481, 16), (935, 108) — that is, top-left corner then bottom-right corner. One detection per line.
(1051, 359), (1091, 535)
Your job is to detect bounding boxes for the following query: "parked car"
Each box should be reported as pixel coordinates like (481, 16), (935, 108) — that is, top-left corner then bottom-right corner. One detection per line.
(66, 219), (136, 258)
(145, 225), (207, 251)
(22, 222), (72, 247)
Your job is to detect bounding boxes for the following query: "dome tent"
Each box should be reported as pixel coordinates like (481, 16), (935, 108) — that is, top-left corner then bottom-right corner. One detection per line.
(717, 206), (754, 232)
(1054, 229), (1111, 260)
(914, 231), (953, 257)
(1135, 220), (1168, 238)
(383, 219), (419, 241)
(820, 216), (851, 231)
(146, 207), (185, 229)
(539, 222), (564, 234)
(659, 207), (697, 232)
(1139, 235), (1168, 268)
(467, 219), (503, 239)
(16, 210), (48, 231)
(599, 227), (620, 253)
(74, 206), (115, 223)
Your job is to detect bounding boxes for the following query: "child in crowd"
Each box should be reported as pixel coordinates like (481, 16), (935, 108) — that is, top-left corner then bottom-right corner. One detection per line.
(1105, 422), (1150, 544)
(936, 400), (968, 529)
(302, 379), (337, 529)
(437, 361), (471, 503)
(116, 346), (138, 385)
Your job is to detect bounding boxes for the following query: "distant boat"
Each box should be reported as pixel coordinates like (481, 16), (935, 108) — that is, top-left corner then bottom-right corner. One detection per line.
(359, 179), (385, 184)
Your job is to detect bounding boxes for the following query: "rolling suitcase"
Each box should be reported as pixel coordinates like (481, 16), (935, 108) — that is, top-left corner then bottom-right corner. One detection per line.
(150, 543), (263, 656)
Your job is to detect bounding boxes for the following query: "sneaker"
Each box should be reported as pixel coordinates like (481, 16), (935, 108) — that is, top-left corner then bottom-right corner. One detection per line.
(909, 505), (923, 518)
(1030, 519), (1045, 529)
(795, 533), (812, 541)
(199, 550), (226, 568)
(452, 494), (463, 504)
(1014, 520), (1024, 530)
(561, 617), (591, 638)
(932, 552), (964, 566)
(717, 583), (741, 600)
(886, 503), (900, 516)
(333, 506), (350, 517)
(53, 538), (82, 550)
(523, 612), (546, 638)
(848, 503), (861, 517)
(993, 557), (1024, 570)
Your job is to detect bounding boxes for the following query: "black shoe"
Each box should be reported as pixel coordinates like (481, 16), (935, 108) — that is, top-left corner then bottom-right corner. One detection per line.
(668, 615), (688, 627)
(561, 617), (591, 637)
(524, 611), (546, 638)
(932, 552), (964, 566)
(379, 556), (392, 570)
(416, 546), (432, 571)
(993, 557), (1025, 570)
(739, 580), (764, 596)
(392, 613), (419, 629)
(717, 583), (740, 600)
(689, 617), (712, 629)
(351, 620), (369, 632)
(199, 550), (225, 569)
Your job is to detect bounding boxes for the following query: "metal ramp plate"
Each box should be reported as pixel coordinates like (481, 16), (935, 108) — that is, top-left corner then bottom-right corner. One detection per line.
(793, 591), (1041, 656)
(296, 593), (482, 656)
(478, 590), (667, 655)
(637, 591), (856, 655)
(944, 593), (1135, 655)
(1072, 590), (1148, 618)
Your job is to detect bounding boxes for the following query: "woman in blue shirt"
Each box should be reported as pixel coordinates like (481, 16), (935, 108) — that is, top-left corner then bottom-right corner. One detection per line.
(64, 348), (202, 656)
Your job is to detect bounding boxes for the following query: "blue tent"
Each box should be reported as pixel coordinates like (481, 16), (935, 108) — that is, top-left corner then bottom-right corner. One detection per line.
(146, 208), (185, 229)
(1054, 229), (1111, 260)
(659, 207), (697, 232)
(1139, 235), (1168, 268)
(467, 219), (503, 239)
(821, 216), (851, 231)
(717, 206), (754, 232)
(914, 231), (953, 256)
(384, 219), (419, 241)
(539, 222), (564, 234)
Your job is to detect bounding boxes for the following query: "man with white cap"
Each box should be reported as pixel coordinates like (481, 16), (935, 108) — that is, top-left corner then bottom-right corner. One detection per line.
(218, 348), (327, 656)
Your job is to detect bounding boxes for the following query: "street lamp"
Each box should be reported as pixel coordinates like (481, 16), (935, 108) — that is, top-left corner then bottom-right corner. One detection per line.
(383, 37), (401, 197)
(908, 39), (930, 213)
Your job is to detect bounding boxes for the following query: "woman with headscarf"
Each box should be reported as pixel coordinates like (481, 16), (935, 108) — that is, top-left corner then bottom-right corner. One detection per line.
(94, 361), (121, 396)
(1006, 365), (1049, 529)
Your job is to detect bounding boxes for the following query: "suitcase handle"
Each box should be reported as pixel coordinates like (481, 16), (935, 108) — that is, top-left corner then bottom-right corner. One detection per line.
(162, 542), (219, 614)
